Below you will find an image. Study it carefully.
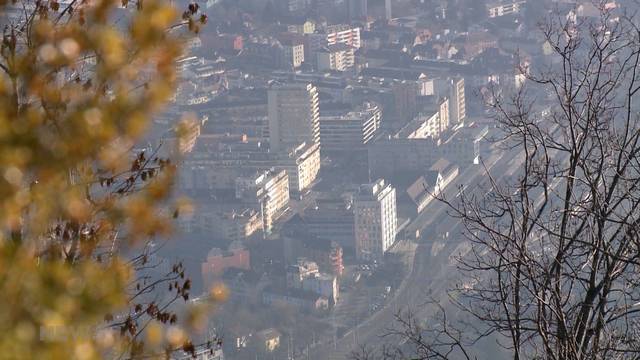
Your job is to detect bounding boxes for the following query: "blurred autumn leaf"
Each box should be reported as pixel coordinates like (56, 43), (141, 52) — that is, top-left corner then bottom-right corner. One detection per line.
(0, 0), (213, 358)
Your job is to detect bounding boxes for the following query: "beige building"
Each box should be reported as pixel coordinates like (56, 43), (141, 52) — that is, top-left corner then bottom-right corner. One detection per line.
(235, 169), (290, 233)
(451, 78), (466, 124)
(287, 20), (316, 34)
(316, 43), (355, 72)
(268, 83), (320, 152)
(209, 209), (263, 241)
(278, 36), (305, 69)
(254, 328), (281, 352)
(275, 142), (321, 194)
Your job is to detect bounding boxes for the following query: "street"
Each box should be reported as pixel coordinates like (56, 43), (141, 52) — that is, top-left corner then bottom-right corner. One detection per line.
(307, 145), (524, 359)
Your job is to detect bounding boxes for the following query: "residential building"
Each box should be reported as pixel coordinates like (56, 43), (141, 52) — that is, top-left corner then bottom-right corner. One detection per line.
(319, 102), (382, 152)
(304, 25), (361, 61)
(326, 24), (362, 49)
(179, 141), (319, 197)
(316, 43), (355, 72)
(392, 81), (419, 123)
(283, 227), (345, 276)
(286, 258), (320, 288)
(286, 258), (339, 303)
(451, 78), (466, 125)
(268, 83), (320, 152)
(277, 33), (305, 69)
(235, 169), (290, 233)
(207, 208), (263, 241)
(487, 0), (526, 18)
(287, 199), (356, 250)
(254, 329), (281, 353)
(398, 111), (441, 140)
(286, 19), (316, 34)
(275, 142), (321, 194)
(434, 78), (466, 125)
(398, 97), (450, 140)
(354, 179), (398, 261)
(201, 241), (250, 286)
(441, 124), (490, 165)
(243, 41), (279, 68)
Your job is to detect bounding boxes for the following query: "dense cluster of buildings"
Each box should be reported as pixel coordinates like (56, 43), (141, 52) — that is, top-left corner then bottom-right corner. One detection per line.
(124, 0), (622, 357)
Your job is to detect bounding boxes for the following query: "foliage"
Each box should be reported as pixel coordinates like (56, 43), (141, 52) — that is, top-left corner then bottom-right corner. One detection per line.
(0, 0), (214, 358)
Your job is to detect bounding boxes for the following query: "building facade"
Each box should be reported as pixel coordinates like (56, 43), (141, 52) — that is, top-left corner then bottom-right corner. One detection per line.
(275, 142), (321, 194)
(319, 102), (382, 152)
(278, 35), (305, 69)
(392, 81), (419, 123)
(316, 44), (355, 72)
(451, 78), (466, 125)
(201, 242), (251, 286)
(286, 258), (339, 303)
(354, 179), (398, 261)
(235, 169), (290, 233)
(268, 83), (321, 152)
(300, 201), (356, 249)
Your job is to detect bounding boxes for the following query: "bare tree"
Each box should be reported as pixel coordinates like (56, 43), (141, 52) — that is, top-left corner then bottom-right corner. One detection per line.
(358, 3), (640, 360)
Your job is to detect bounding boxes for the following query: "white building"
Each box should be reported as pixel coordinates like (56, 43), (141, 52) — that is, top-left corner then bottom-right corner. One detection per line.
(316, 43), (355, 72)
(276, 142), (321, 194)
(319, 102), (382, 152)
(450, 78), (466, 125)
(354, 179), (398, 261)
(268, 83), (320, 152)
(433, 77), (466, 126)
(304, 25), (361, 62)
(286, 258), (339, 303)
(235, 169), (290, 233)
(487, 1), (526, 18)
(325, 24), (361, 49)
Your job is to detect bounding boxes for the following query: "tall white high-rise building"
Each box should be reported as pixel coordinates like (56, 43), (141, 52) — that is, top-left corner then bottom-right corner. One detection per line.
(268, 83), (321, 152)
(354, 179), (397, 261)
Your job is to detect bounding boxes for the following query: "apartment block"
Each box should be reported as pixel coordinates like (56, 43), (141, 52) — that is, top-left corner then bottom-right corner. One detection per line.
(319, 102), (382, 152)
(268, 83), (320, 152)
(235, 169), (290, 233)
(354, 179), (398, 261)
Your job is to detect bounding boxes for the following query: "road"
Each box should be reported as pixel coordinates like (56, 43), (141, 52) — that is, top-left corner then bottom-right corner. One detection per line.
(305, 108), (561, 359)
(304, 148), (517, 360)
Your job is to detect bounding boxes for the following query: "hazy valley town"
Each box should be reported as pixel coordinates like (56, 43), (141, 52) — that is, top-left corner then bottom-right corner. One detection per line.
(2, 0), (640, 359)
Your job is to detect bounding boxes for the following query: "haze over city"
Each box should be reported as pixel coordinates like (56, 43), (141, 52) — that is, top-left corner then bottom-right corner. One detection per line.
(2, 0), (640, 359)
